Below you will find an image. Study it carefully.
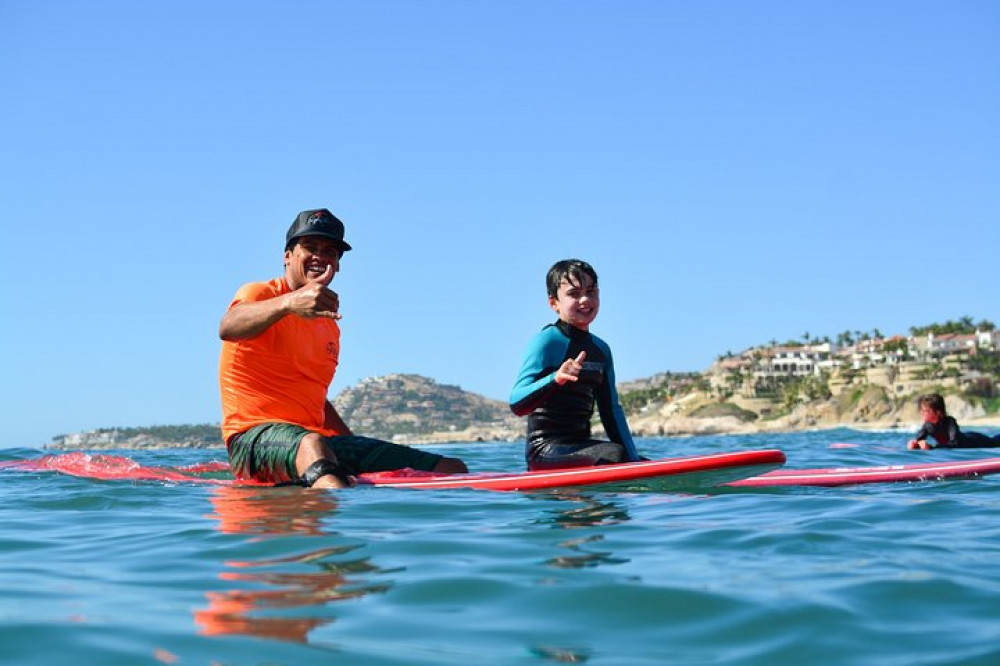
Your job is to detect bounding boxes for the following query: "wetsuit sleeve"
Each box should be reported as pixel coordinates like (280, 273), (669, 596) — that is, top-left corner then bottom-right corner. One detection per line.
(937, 416), (996, 448)
(919, 417), (1000, 449)
(510, 327), (567, 416)
(924, 417), (960, 448)
(942, 417), (961, 448)
(913, 422), (932, 442)
(593, 338), (640, 462)
(924, 417), (961, 448)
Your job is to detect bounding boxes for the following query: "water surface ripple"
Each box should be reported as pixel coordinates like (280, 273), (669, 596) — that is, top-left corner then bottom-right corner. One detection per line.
(1, 429), (998, 665)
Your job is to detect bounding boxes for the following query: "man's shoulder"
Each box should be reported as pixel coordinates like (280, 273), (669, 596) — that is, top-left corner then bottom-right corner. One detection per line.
(233, 277), (288, 302)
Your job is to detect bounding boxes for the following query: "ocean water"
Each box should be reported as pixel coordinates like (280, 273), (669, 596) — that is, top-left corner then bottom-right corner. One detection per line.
(2, 428), (999, 666)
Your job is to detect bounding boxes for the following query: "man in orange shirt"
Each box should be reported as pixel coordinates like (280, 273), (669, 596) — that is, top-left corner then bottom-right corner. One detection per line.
(219, 208), (467, 488)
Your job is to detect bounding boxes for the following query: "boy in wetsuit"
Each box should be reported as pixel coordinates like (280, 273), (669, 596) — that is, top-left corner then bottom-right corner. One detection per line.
(907, 393), (1000, 450)
(509, 259), (642, 470)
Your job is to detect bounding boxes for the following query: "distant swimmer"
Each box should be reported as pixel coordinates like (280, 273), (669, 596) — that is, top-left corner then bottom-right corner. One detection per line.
(906, 393), (1000, 450)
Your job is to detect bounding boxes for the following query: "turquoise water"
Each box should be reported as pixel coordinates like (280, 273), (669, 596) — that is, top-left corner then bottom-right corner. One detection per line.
(2, 429), (999, 665)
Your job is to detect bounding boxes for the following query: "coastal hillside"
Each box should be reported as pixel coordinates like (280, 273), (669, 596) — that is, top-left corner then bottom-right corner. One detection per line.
(48, 370), (999, 450)
(48, 318), (1000, 449)
(331, 374), (522, 444)
(49, 424), (223, 450)
(626, 382), (998, 438)
(625, 319), (1000, 436)
(47, 374), (524, 449)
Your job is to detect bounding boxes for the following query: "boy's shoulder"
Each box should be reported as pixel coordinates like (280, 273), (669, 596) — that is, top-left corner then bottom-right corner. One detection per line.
(537, 321), (615, 354)
(528, 322), (568, 346)
(586, 329), (613, 352)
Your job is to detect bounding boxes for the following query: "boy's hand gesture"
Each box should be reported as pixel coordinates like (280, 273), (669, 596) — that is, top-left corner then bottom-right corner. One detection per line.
(555, 351), (586, 385)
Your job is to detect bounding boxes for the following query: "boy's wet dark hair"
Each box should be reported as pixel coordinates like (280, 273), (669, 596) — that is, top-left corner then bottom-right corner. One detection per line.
(918, 393), (947, 416)
(546, 259), (598, 298)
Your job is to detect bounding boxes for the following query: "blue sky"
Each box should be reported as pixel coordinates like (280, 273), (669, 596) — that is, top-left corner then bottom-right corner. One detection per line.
(2, 1), (997, 447)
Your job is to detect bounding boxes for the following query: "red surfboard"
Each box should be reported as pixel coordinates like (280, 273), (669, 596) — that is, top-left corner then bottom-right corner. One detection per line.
(728, 457), (1000, 488)
(356, 450), (786, 492)
(1, 450), (784, 491)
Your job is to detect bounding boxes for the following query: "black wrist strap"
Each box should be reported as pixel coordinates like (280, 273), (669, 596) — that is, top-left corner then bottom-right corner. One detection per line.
(301, 459), (351, 487)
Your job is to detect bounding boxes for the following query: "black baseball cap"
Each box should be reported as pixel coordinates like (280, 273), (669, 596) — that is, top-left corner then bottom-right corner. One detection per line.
(285, 208), (353, 252)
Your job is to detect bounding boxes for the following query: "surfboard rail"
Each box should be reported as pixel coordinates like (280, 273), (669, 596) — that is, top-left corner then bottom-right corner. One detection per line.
(728, 457), (1000, 488)
(357, 449), (787, 492)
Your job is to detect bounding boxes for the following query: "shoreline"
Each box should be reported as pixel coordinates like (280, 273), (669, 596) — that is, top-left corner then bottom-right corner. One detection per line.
(628, 410), (1000, 441)
(40, 416), (1000, 450)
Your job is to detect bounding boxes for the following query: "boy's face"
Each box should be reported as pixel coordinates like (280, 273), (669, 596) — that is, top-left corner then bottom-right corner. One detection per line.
(920, 404), (941, 424)
(549, 273), (599, 331)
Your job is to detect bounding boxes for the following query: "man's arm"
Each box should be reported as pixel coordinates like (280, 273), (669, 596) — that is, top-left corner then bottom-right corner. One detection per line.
(324, 401), (353, 436)
(219, 267), (340, 341)
(219, 296), (293, 341)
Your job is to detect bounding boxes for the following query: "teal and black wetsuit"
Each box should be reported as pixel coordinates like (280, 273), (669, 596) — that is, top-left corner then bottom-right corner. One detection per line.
(914, 416), (1000, 449)
(510, 320), (640, 470)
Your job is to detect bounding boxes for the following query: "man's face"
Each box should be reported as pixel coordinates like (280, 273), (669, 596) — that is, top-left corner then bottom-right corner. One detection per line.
(284, 237), (342, 289)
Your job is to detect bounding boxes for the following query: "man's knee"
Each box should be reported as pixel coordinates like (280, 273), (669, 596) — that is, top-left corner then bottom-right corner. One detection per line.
(295, 433), (350, 488)
(297, 432), (330, 459)
(433, 456), (468, 474)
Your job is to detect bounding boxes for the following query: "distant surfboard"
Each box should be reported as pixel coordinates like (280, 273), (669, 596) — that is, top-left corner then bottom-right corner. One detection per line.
(357, 450), (786, 492)
(728, 457), (1000, 487)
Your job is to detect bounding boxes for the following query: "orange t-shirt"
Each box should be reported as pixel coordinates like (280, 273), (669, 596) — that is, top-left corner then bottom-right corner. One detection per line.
(219, 277), (343, 441)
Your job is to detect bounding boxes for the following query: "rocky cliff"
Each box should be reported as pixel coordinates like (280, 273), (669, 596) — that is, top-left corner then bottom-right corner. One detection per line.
(629, 386), (997, 437)
(331, 373), (522, 444)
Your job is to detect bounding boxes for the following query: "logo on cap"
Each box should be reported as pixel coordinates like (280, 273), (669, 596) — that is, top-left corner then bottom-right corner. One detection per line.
(307, 211), (329, 227)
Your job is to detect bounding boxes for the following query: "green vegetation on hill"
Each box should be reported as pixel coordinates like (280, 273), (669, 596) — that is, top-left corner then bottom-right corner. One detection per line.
(52, 424), (220, 444)
(910, 317), (994, 336)
(688, 402), (758, 422)
(618, 372), (704, 413)
(968, 352), (1000, 382)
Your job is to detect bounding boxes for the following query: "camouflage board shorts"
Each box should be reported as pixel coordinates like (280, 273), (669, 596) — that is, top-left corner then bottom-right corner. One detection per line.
(227, 423), (443, 484)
